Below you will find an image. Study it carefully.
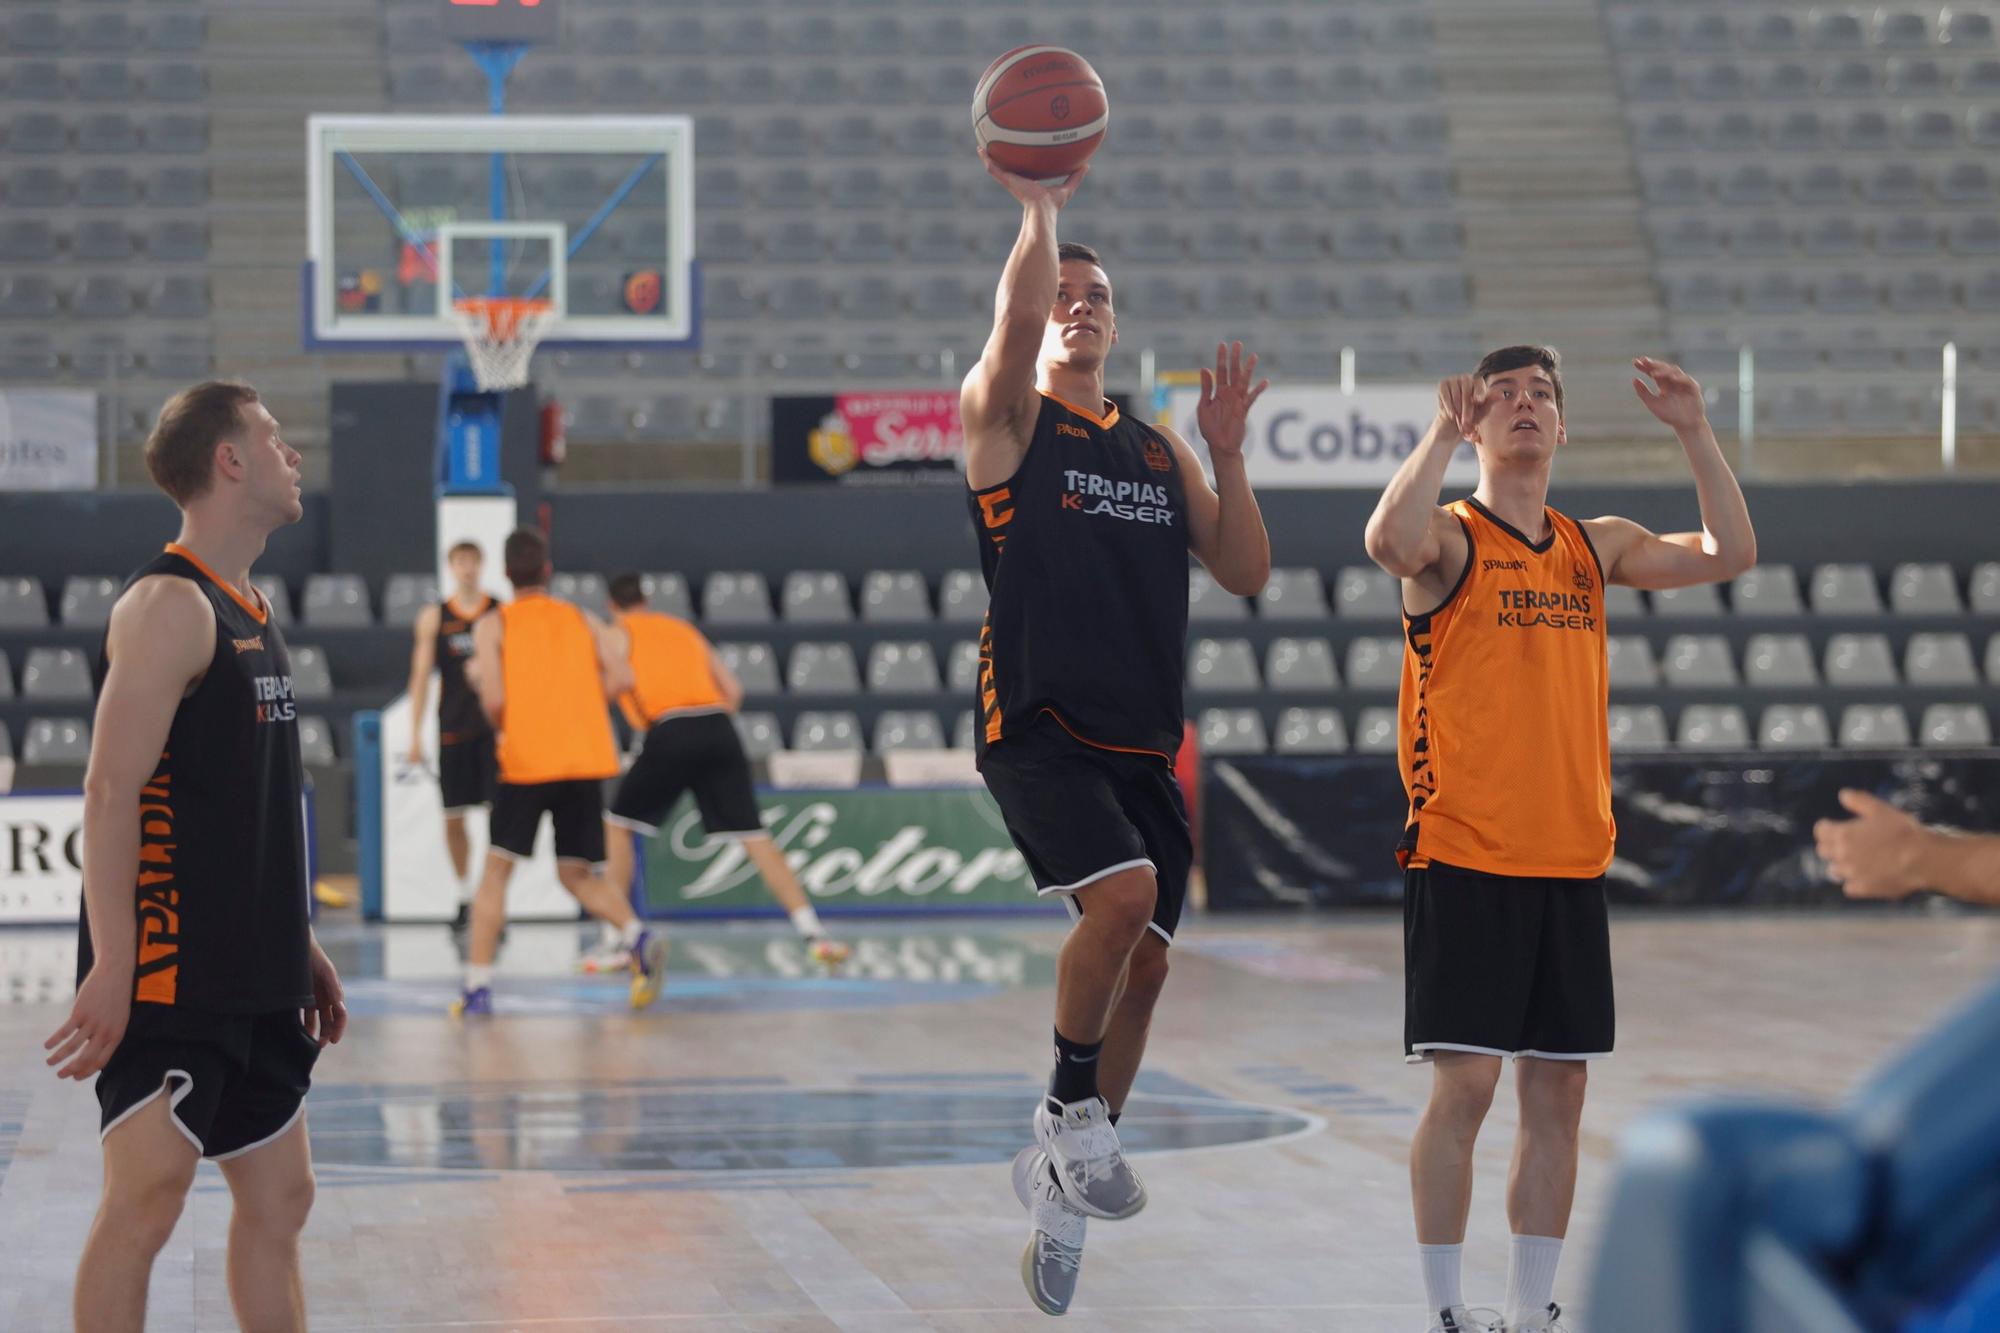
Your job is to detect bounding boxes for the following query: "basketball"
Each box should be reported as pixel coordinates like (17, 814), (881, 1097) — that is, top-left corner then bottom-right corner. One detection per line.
(972, 46), (1109, 182)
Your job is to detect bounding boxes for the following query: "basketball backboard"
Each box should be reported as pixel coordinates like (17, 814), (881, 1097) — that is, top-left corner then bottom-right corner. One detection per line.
(305, 114), (697, 350)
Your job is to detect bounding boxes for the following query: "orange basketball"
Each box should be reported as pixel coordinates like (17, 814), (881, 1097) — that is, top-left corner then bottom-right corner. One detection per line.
(971, 46), (1109, 182)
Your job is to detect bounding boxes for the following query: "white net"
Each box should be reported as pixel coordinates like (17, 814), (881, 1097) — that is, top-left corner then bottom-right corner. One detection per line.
(450, 298), (555, 392)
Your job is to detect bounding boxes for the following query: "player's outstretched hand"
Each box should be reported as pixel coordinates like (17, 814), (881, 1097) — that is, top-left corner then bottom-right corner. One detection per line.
(1436, 374), (1486, 441)
(1632, 356), (1708, 431)
(304, 941), (348, 1048)
(978, 147), (1087, 210)
(1197, 342), (1270, 462)
(45, 965), (131, 1081)
(1814, 788), (1925, 899)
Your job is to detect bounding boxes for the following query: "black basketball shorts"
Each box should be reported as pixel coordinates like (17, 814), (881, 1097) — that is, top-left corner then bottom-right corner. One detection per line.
(608, 711), (764, 840)
(1403, 860), (1616, 1063)
(98, 1004), (320, 1159)
(438, 734), (497, 812)
(979, 718), (1192, 944)
(489, 778), (606, 863)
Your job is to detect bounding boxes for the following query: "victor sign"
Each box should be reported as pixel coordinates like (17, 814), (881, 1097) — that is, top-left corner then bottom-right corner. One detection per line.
(1159, 383), (1479, 488)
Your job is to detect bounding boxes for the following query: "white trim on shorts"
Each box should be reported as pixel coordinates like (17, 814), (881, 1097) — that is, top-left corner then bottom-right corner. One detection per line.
(1406, 1042), (1611, 1065)
(210, 1101), (306, 1162)
(606, 815), (760, 843)
(486, 845), (528, 864)
(1057, 892), (1174, 946)
(1033, 856), (1155, 898)
(604, 813), (656, 835)
(101, 1068), (202, 1153)
(440, 802), (488, 816)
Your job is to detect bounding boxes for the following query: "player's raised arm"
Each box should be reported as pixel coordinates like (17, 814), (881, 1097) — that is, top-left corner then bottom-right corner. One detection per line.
(1585, 357), (1757, 590)
(45, 577), (213, 1081)
(1161, 341), (1272, 596)
(960, 151), (1087, 490)
(404, 602), (440, 764)
(1364, 375), (1479, 606)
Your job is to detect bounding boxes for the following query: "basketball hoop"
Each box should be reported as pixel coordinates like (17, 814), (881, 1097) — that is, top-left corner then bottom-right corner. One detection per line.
(450, 296), (555, 392)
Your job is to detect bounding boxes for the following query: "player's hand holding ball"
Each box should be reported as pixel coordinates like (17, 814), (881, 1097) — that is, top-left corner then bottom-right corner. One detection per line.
(972, 46), (1107, 204)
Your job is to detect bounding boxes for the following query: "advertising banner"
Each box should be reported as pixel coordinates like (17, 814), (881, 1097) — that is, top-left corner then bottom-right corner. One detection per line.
(0, 792), (85, 924)
(640, 787), (1039, 915)
(1156, 382), (1479, 488)
(772, 391), (965, 486)
(1203, 753), (2000, 909)
(0, 390), (98, 491)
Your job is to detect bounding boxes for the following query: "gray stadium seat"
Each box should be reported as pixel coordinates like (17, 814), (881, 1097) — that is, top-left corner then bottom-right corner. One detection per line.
(23, 648), (92, 702)
(1662, 634), (1738, 687)
(548, 572), (607, 612)
(1197, 708), (1268, 756)
(735, 712), (783, 761)
(1875, 10), (1931, 48)
(866, 642), (940, 694)
(289, 646), (333, 700)
(1942, 10), (1997, 45)
(788, 642), (860, 694)
(701, 572), (772, 624)
(148, 276), (208, 318)
(1889, 563), (1960, 614)
(1810, 563), (1882, 614)
(1759, 705), (1833, 751)
(792, 711), (863, 753)
(1732, 565), (1802, 616)
(1275, 707), (1348, 754)
(6, 112), (66, 155)
(1354, 706), (1399, 754)
(1188, 638), (1260, 693)
(149, 63), (206, 102)
(0, 651), (13, 699)
(945, 641), (980, 694)
(1188, 567), (1249, 621)
(152, 166), (208, 208)
(635, 573), (692, 619)
(716, 642), (779, 695)
(149, 220), (209, 263)
(60, 576), (118, 628)
(1904, 633), (1979, 686)
(950, 709), (977, 751)
(1604, 585), (1646, 619)
(1973, 563), (2000, 614)
(7, 166), (66, 207)
(1606, 636), (1660, 688)
(73, 276), (135, 319)
(147, 13), (206, 52)
(1650, 584), (1723, 617)
(1744, 634), (1819, 688)
(1334, 566), (1401, 618)
(1919, 705), (1992, 748)
(874, 711), (945, 754)
(780, 571), (850, 624)
(1345, 636), (1403, 690)
(1608, 704), (1671, 752)
(78, 112), (144, 154)
(1676, 705), (1751, 751)
(1989, 634), (2000, 686)
(1824, 634), (1899, 686)
(0, 220), (57, 264)
(24, 717), (90, 765)
(77, 61), (137, 102)
(302, 574), (371, 628)
(1266, 638), (1338, 692)
(938, 570), (985, 623)
(1839, 704), (1912, 748)
(382, 574), (437, 628)
(252, 575), (291, 625)
(859, 571), (929, 624)
(297, 716), (337, 767)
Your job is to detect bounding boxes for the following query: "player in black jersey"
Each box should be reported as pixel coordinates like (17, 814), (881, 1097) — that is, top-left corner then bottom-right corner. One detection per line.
(961, 150), (1273, 1316)
(44, 381), (345, 1333)
(404, 539), (499, 929)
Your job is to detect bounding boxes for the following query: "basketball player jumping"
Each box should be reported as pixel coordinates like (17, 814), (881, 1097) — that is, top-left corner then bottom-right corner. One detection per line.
(599, 574), (851, 968)
(404, 539), (499, 933)
(1365, 349), (1756, 1333)
(45, 382), (345, 1333)
(962, 150), (1272, 1316)
(454, 528), (668, 1015)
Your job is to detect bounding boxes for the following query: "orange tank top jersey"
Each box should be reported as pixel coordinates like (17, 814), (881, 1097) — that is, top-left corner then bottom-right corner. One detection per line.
(1396, 498), (1615, 878)
(496, 592), (618, 784)
(616, 609), (726, 729)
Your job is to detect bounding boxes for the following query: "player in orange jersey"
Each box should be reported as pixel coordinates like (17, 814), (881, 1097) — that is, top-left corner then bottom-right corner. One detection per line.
(1365, 348), (1756, 1333)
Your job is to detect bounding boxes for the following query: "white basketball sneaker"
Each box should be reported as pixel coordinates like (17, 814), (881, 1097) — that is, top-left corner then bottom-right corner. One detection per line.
(1012, 1146), (1085, 1315)
(1428, 1307), (1501, 1333)
(1508, 1302), (1567, 1332)
(1031, 1096), (1147, 1220)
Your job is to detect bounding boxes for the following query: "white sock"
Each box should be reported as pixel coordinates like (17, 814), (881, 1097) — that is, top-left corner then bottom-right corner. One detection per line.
(619, 918), (645, 948)
(1505, 1235), (1563, 1328)
(465, 964), (493, 990)
(458, 875), (478, 906)
(789, 905), (823, 938)
(1419, 1243), (1464, 1316)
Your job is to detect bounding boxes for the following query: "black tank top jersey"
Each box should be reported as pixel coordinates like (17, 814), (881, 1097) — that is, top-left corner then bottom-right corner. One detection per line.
(436, 594), (496, 744)
(967, 392), (1191, 764)
(77, 547), (315, 1014)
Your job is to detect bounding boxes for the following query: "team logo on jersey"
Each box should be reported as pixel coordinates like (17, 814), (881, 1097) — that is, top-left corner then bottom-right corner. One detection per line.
(232, 636), (263, 654)
(253, 674), (297, 724)
(1143, 437), (1174, 473)
(1573, 560), (1594, 593)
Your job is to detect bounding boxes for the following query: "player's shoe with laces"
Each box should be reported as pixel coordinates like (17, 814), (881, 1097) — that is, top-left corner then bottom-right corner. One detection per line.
(449, 985), (492, 1018)
(807, 936), (851, 969)
(1032, 1096), (1146, 1220)
(576, 938), (631, 973)
(1508, 1303), (1566, 1332)
(1012, 1145), (1085, 1315)
(628, 929), (669, 1008)
(1428, 1307), (1501, 1332)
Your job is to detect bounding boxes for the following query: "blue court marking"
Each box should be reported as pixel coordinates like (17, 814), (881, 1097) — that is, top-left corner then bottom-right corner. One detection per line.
(0, 1091), (29, 1192)
(337, 974), (1002, 1018)
(1235, 1063), (1417, 1117)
